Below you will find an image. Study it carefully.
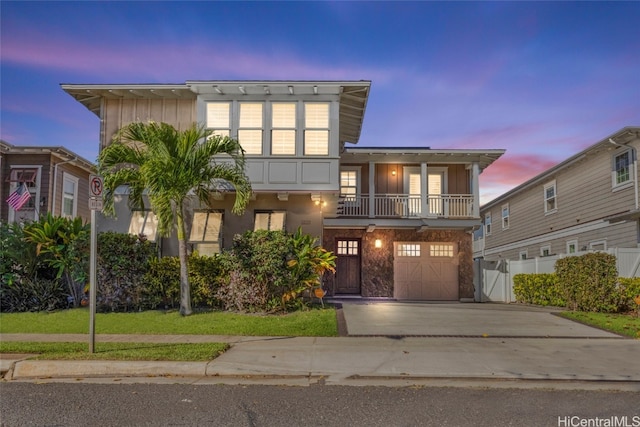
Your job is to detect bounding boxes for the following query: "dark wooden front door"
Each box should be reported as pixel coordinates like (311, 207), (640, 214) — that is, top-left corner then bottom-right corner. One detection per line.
(335, 239), (361, 294)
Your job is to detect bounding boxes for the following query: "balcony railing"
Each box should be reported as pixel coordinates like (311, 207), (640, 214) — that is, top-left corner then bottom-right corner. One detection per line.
(338, 194), (476, 218)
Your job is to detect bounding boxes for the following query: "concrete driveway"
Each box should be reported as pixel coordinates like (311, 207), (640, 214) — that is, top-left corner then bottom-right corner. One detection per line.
(340, 302), (621, 338)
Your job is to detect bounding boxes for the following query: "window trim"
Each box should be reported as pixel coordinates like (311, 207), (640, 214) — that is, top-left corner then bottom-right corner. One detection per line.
(519, 250), (528, 260)
(128, 209), (159, 242)
(340, 166), (361, 200)
(589, 240), (607, 251)
(612, 148), (633, 189)
(540, 245), (551, 257)
(188, 210), (223, 255)
(566, 239), (578, 255)
(543, 180), (557, 214)
(303, 102), (330, 156)
(61, 172), (79, 218)
(8, 165), (41, 222)
(501, 204), (510, 229)
(270, 102), (297, 156)
(485, 213), (492, 236)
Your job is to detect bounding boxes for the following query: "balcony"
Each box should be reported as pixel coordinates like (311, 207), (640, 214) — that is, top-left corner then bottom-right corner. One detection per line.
(337, 194), (476, 219)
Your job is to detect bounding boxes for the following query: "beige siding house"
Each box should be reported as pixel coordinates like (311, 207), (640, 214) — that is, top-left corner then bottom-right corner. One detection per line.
(475, 126), (640, 262)
(63, 80), (504, 301)
(1, 141), (95, 224)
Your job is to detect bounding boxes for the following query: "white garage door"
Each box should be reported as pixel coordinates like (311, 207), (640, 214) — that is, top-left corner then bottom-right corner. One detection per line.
(393, 242), (459, 301)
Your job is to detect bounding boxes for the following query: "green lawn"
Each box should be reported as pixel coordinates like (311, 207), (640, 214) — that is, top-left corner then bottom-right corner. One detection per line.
(0, 307), (338, 337)
(0, 341), (228, 361)
(559, 311), (640, 338)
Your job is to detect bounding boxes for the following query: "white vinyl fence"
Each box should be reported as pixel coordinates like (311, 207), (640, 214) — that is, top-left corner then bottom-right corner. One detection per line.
(474, 248), (640, 303)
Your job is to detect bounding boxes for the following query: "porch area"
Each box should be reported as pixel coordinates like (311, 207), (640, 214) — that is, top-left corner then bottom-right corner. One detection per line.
(337, 194), (476, 219)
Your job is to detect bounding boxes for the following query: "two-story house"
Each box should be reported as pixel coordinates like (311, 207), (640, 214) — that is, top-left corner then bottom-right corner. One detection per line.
(475, 126), (640, 264)
(62, 80), (504, 301)
(1, 140), (95, 223)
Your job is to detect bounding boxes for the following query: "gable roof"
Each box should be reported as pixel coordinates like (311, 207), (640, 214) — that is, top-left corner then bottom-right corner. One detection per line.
(0, 140), (95, 172)
(61, 80), (371, 145)
(481, 126), (640, 210)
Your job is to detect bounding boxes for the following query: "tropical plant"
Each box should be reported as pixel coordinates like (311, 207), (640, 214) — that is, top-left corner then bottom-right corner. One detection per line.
(98, 121), (252, 315)
(22, 214), (90, 307)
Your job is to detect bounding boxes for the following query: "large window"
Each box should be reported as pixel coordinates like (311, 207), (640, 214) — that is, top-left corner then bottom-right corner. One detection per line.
(254, 211), (286, 231)
(613, 149), (632, 187)
(129, 210), (158, 241)
(271, 103), (296, 155)
(544, 181), (557, 214)
(206, 102), (231, 137)
(304, 103), (329, 155)
(62, 173), (78, 218)
(238, 103), (263, 155)
(189, 211), (223, 255)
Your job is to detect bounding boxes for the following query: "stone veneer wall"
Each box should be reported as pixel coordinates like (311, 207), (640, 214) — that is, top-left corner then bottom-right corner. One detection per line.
(323, 228), (473, 300)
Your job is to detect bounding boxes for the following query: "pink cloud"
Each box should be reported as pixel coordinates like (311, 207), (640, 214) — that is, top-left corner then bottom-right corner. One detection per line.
(481, 152), (558, 189)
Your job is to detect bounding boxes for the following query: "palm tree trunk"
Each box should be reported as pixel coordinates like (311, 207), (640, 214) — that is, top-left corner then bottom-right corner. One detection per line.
(176, 205), (192, 316)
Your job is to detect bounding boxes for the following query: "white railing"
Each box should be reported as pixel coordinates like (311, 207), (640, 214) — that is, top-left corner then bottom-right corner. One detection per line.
(339, 194), (475, 218)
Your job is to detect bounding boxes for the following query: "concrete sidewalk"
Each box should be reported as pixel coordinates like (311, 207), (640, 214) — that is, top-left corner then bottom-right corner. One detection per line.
(2, 333), (640, 390)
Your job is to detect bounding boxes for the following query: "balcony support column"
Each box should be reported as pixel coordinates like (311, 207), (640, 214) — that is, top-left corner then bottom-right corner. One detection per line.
(368, 161), (375, 218)
(471, 161), (480, 217)
(420, 162), (428, 217)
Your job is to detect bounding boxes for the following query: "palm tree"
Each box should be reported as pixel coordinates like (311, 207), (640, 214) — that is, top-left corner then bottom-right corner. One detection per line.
(98, 121), (252, 315)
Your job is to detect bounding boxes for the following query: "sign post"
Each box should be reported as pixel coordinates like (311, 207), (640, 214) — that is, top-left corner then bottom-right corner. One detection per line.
(88, 174), (103, 353)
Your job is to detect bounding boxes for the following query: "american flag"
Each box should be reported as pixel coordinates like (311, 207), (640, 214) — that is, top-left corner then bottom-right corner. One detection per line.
(6, 183), (31, 211)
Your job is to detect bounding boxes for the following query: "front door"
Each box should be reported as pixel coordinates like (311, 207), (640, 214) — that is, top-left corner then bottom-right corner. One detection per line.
(335, 238), (361, 294)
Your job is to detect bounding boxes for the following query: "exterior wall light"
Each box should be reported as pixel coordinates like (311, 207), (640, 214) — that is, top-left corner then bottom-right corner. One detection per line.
(375, 239), (382, 248)
(391, 170), (396, 176)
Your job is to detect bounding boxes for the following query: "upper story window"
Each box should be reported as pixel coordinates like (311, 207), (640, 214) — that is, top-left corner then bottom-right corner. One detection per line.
(129, 210), (158, 241)
(189, 210), (223, 255)
(544, 180), (557, 214)
(206, 103), (231, 137)
(340, 167), (361, 200)
(254, 211), (286, 231)
(612, 149), (632, 188)
(62, 173), (79, 218)
(304, 103), (329, 155)
(501, 204), (510, 229)
(485, 213), (492, 235)
(238, 103), (263, 155)
(271, 103), (296, 155)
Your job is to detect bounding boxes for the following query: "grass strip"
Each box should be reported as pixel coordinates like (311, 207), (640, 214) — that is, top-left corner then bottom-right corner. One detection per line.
(0, 307), (338, 337)
(0, 341), (229, 361)
(559, 311), (640, 338)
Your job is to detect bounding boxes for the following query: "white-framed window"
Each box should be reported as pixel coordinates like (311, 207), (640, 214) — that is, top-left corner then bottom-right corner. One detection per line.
(61, 173), (79, 218)
(540, 245), (551, 257)
(485, 213), (492, 236)
(189, 210), (223, 255)
(430, 243), (454, 257)
(544, 180), (557, 214)
(337, 239), (359, 255)
(501, 204), (510, 229)
(7, 166), (40, 222)
(304, 103), (329, 155)
(206, 102), (231, 137)
(271, 103), (296, 155)
(397, 243), (420, 257)
(238, 103), (263, 155)
(254, 211), (286, 231)
(340, 167), (361, 200)
(519, 250), (528, 260)
(129, 210), (159, 241)
(566, 240), (578, 254)
(612, 149), (632, 188)
(589, 240), (607, 251)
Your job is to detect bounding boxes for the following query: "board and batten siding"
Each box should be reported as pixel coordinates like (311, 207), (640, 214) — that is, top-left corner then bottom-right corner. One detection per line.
(482, 138), (639, 261)
(102, 98), (197, 149)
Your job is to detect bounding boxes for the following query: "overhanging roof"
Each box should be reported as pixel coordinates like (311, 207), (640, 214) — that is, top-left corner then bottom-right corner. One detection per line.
(61, 80), (371, 145)
(0, 140), (95, 172)
(341, 147), (505, 171)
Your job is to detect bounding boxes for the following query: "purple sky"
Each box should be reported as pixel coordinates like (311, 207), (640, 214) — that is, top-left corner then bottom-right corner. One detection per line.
(1, 1), (638, 203)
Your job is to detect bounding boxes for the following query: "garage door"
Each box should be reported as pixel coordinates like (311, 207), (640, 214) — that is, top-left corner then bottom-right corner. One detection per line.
(393, 242), (459, 301)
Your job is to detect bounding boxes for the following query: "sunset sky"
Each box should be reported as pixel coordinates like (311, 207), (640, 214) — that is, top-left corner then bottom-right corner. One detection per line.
(1, 1), (638, 204)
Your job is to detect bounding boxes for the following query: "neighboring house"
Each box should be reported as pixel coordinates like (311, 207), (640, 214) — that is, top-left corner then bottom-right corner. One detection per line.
(474, 126), (640, 263)
(62, 80), (504, 301)
(0, 140), (95, 224)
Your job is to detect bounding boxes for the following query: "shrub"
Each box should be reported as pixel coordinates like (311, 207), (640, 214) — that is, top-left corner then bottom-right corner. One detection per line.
(143, 256), (180, 309)
(0, 277), (67, 312)
(97, 232), (157, 312)
(616, 277), (640, 313)
(215, 254), (269, 312)
(513, 273), (564, 307)
(555, 252), (619, 312)
(188, 254), (223, 308)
